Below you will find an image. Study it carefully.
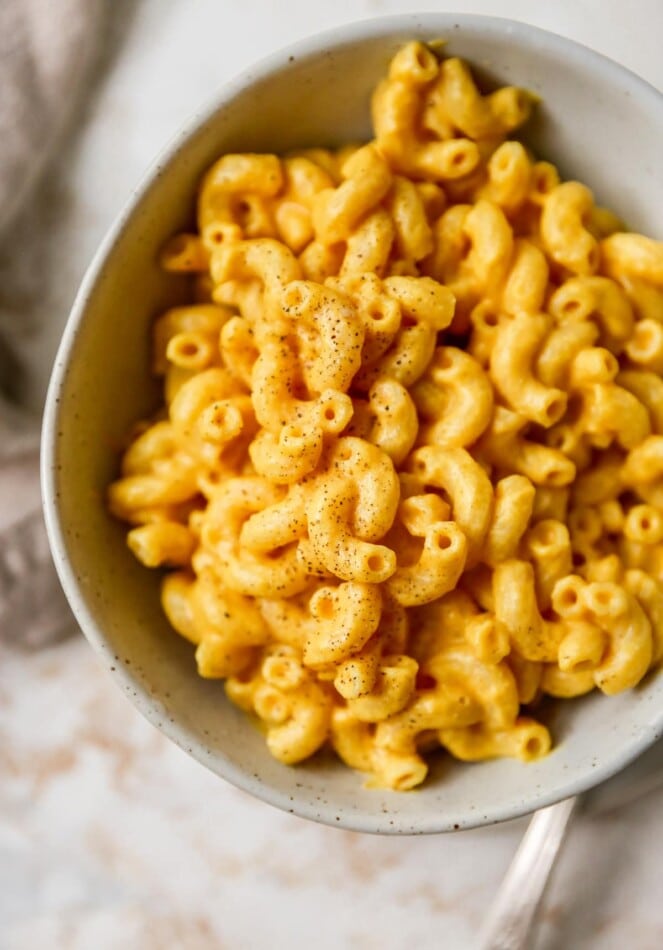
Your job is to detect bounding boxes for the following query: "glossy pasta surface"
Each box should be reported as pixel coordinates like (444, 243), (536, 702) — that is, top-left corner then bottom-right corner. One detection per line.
(109, 41), (663, 790)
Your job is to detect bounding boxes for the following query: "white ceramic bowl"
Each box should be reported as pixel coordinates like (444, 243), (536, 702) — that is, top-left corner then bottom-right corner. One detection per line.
(42, 13), (663, 834)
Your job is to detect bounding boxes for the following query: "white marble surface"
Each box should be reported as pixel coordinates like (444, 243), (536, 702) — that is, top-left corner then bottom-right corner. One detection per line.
(2, 1), (663, 947)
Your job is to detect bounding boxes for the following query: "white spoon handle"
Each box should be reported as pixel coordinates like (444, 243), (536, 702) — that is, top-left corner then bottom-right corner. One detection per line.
(477, 797), (579, 950)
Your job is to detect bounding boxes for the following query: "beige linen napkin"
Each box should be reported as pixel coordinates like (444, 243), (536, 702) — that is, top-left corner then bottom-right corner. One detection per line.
(0, 0), (105, 645)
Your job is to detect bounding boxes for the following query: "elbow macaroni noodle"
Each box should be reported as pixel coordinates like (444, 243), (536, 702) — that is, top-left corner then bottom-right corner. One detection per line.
(109, 42), (662, 791)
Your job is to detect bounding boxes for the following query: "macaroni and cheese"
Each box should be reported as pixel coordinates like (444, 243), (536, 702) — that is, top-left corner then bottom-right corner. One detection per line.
(109, 41), (663, 791)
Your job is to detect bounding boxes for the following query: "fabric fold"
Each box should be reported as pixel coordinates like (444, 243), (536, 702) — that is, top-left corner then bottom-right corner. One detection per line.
(0, 0), (107, 645)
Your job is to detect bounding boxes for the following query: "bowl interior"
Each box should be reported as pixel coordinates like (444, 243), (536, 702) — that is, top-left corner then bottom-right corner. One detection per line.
(44, 14), (663, 833)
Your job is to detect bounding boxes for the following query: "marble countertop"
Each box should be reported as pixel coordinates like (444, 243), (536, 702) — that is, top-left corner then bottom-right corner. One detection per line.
(2, 1), (663, 947)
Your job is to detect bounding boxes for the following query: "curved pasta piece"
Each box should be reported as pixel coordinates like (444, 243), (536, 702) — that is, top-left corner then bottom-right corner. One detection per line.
(568, 347), (619, 389)
(572, 447), (624, 504)
(251, 340), (353, 434)
(169, 367), (246, 437)
(541, 666), (596, 698)
(493, 559), (565, 662)
(523, 519), (573, 611)
(578, 382), (651, 450)
(108, 462), (201, 519)
(622, 435), (663, 486)
(464, 614), (510, 665)
(624, 569), (663, 662)
(408, 445), (494, 565)
(372, 70), (480, 184)
(490, 312), (567, 427)
(410, 590), (479, 663)
(349, 377), (419, 466)
(431, 57), (535, 140)
(386, 178), (434, 261)
(201, 153), (283, 199)
(386, 521), (467, 606)
(439, 718), (551, 761)
(197, 168), (278, 246)
(202, 477), (282, 543)
(199, 477), (308, 598)
(557, 619), (605, 672)
(369, 745), (430, 792)
(215, 543), (309, 599)
(219, 315), (259, 387)
(501, 238), (549, 314)
(303, 582), (383, 666)
(160, 234), (210, 274)
(371, 43), (479, 181)
(506, 654), (543, 705)
(548, 276), (634, 352)
(195, 636), (255, 679)
(340, 208), (395, 278)
(279, 281), (365, 392)
(333, 638), (382, 699)
(625, 318), (663, 374)
(479, 142), (532, 216)
(196, 395), (254, 451)
(464, 199), (514, 295)
(541, 181), (599, 276)
(258, 586), (322, 650)
(259, 680), (332, 765)
(306, 476), (397, 584)
(330, 708), (375, 773)
(600, 233), (663, 287)
(260, 644), (308, 691)
(161, 571), (199, 644)
(324, 437), (401, 540)
(152, 304), (231, 374)
(191, 574), (269, 651)
(312, 143), (392, 244)
(478, 407), (576, 488)
(273, 157), (334, 253)
(535, 322), (598, 388)
(347, 655), (419, 722)
(374, 682), (483, 763)
(424, 646), (520, 730)
(353, 311), (437, 391)
(483, 475), (535, 568)
(249, 424), (323, 483)
(581, 582), (653, 695)
(240, 484), (309, 553)
(210, 237), (302, 314)
(128, 521), (196, 568)
(413, 347), (494, 448)
(383, 275), (455, 331)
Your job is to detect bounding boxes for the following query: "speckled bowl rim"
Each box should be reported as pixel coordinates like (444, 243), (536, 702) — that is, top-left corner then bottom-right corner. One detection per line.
(42, 12), (663, 834)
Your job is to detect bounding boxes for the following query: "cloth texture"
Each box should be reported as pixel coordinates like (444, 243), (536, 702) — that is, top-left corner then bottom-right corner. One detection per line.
(0, 0), (106, 644)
